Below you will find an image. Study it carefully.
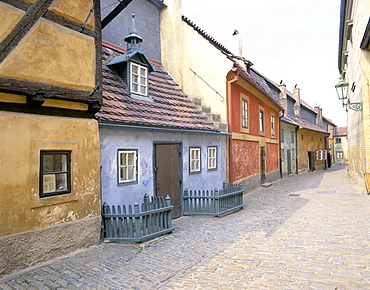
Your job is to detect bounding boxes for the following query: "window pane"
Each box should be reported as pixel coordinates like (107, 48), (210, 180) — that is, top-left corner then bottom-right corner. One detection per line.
(43, 154), (67, 173)
(132, 75), (138, 84)
(132, 84), (138, 93)
(56, 173), (68, 191)
(127, 166), (135, 180)
(132, 65), (138, 74)
(140, 67), (146, 76)
(140, 85), (146, 95)
(127, 152), (135, 165)
(43, 174), (56, 193)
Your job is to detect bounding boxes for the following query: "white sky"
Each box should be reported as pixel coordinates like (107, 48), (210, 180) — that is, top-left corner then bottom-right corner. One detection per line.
(181, 0), (347, 127)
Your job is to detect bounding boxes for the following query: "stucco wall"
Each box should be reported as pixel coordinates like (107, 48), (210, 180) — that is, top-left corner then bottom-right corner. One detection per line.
(281, 122), (298, 176)
(99, 125), (227, 206)
(161, 0), (229, 123)
(344, 0), (370, 185)
(0, 111), (101, 275)
(297, 128), (328, 172)
(0, 18), (95, 91)
(101, 0), (162, 62)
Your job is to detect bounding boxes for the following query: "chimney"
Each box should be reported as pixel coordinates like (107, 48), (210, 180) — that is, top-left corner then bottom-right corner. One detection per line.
(314, 105), (323, 128)
(278, 81), (287, 112)
(232, 29), (243, 57)
(293, 86), (301, 118)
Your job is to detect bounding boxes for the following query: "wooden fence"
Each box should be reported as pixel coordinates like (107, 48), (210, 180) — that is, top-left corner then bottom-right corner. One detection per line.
(183, 182), (244, 217)
(102, 194), (174, 242)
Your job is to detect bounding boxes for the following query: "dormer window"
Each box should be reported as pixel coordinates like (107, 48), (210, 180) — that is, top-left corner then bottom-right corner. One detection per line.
(130, 62), (148, 96)
(106, 14), (154, 101)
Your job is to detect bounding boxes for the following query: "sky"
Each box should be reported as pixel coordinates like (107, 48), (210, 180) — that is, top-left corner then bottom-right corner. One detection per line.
(181, 0), (347, 127)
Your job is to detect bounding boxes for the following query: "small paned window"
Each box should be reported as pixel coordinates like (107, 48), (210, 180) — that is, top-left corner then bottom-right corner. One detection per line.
(291, 131), (294, 143)
(242, 99), (248, 129)
(336, 151), (344, 159)
(130, 62), (147, 96)
(271, 115), (275, 136)
(336, 138), (341, 143)
(207, 146), (217, 170)
(259, 108), (265, 133)
(40, 151), (71, 198)
(118, 149), (138, 184)
(190, 147), (201, 173)
(281, 149), (284, 162)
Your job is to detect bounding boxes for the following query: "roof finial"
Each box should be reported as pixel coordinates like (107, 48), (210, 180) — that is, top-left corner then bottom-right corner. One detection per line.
(124, 13), (143, 53)
(130, 13), (138, 35)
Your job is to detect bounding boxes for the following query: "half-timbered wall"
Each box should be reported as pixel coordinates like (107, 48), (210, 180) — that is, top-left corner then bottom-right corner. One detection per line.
(0, 0), (102, 276)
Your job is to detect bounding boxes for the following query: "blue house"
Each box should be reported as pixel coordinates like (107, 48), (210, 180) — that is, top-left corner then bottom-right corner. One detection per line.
(97, 13), (228, 218)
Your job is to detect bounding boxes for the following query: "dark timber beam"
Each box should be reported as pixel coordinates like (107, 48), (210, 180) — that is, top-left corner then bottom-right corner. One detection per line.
(101, 0), (133, 29)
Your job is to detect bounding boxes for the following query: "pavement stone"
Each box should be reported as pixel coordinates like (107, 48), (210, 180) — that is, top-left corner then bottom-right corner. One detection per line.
(1, 165), (369, 289)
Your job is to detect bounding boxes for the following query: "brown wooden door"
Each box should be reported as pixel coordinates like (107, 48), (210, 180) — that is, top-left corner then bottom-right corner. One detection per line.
(155, 144), (182, 218)
(260, 146), (266, 184)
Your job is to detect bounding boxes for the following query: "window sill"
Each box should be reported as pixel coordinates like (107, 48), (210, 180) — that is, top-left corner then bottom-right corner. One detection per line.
(30, 193), (78, 209)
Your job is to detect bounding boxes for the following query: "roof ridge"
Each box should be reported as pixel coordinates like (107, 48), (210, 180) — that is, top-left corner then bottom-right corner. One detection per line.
(181, 15), (233, 55)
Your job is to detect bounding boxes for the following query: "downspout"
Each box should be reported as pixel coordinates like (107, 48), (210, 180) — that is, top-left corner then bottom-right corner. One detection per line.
(227, 67), (239, 183)
(279, 113), (283, 179)
(295, 126), (299, 174)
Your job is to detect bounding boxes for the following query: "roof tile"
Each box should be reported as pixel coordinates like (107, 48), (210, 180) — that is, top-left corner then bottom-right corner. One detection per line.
(97, 45), (220, 132)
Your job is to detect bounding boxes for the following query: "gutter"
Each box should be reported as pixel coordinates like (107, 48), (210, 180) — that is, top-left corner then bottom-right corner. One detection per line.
(98, 122), (231, 136)
(338, 0), (347, 73)
(227, 68), (239, 182)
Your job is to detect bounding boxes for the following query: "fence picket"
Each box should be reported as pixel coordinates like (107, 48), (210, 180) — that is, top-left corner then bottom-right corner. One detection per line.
(183, 183), (243, 217)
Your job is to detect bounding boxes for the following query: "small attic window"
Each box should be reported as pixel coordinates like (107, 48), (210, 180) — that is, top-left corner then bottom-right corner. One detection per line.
(130, 62), (148, 96)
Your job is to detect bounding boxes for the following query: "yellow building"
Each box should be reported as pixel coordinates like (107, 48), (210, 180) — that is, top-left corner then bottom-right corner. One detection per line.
(338, 0), (370, 186)
(334, 127), (348, 164)
(0, 0), (102, 275)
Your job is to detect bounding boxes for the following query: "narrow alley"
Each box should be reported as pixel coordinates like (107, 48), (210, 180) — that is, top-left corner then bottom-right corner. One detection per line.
(1, 165), (369, 289)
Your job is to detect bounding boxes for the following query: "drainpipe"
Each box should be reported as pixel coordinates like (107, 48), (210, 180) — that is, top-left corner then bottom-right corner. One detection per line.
(295, 126), (299, 174)
(227, 67), (239, 183)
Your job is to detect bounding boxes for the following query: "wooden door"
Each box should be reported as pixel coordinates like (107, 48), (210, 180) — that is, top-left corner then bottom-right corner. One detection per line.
(155, 144), (182, 218)
(260, 146), (266, 184)
(287, 150), (292, 175)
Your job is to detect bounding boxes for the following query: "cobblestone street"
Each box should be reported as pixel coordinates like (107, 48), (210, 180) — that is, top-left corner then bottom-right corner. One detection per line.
(1, 165), (369, 289)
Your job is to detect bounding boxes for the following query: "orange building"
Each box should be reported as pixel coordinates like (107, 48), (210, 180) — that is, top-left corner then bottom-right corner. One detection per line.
(227, 62), (283, 190)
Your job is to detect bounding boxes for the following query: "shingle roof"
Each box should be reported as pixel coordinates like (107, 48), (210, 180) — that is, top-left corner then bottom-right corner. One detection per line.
(97, 43), (220, 132)
(334, 126), (347, 136)
(288, 116), (329, 134)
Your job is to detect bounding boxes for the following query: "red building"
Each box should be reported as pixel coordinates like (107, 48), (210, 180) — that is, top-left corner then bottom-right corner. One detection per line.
(227, 61), (283, 189)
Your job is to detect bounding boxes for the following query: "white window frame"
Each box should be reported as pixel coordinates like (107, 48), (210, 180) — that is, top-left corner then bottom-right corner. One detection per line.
(190, 147), (201, 173)
(259, 106), (265, 134)
(336, 151), (344, 159)
(207, 146), (217, 170)
(130, 62), (148, 96)
(242, 98), (248, 129)
(118, 149), (138, 184)
(271, 114), (275, 137)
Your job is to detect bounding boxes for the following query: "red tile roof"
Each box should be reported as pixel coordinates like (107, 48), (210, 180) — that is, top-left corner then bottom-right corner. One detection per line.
(334, 126), (347, 136)
(97, 43), (220, 132)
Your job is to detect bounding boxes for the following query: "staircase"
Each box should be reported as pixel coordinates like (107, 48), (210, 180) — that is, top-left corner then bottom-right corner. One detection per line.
(191, 97), (228, 132)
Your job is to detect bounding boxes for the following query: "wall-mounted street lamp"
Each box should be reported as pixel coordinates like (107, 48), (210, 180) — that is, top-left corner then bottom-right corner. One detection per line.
(335, 75), (363, 111)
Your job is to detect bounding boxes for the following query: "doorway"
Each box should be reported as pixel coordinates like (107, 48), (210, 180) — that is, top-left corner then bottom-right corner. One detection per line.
(154, 144), (182, 218)
(260, 146), (266, 184)
(287, 150), (292, 175)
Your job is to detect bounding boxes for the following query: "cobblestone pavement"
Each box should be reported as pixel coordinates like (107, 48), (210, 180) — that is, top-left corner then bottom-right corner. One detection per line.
(1, 165), (370, 289)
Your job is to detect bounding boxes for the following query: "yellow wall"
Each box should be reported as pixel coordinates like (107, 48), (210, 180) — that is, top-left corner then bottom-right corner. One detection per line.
(0, 19), (95, 91)
(0, 112), (101, 237)
(342, 0), (370, 185)
(297, 129), (328, 172)
(161, 0), (229, 123)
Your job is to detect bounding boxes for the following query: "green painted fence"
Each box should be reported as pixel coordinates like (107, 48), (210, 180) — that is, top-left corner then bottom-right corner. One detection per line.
(183, 182), (244, 217)
(102, 194), (174, 242)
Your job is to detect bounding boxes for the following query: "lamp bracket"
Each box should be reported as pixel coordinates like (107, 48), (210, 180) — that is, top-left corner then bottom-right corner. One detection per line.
(347, 102), (363, 111)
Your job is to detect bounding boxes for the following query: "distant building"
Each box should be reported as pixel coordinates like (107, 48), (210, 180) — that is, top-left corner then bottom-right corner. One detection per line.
(333, 127), (348, 164)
